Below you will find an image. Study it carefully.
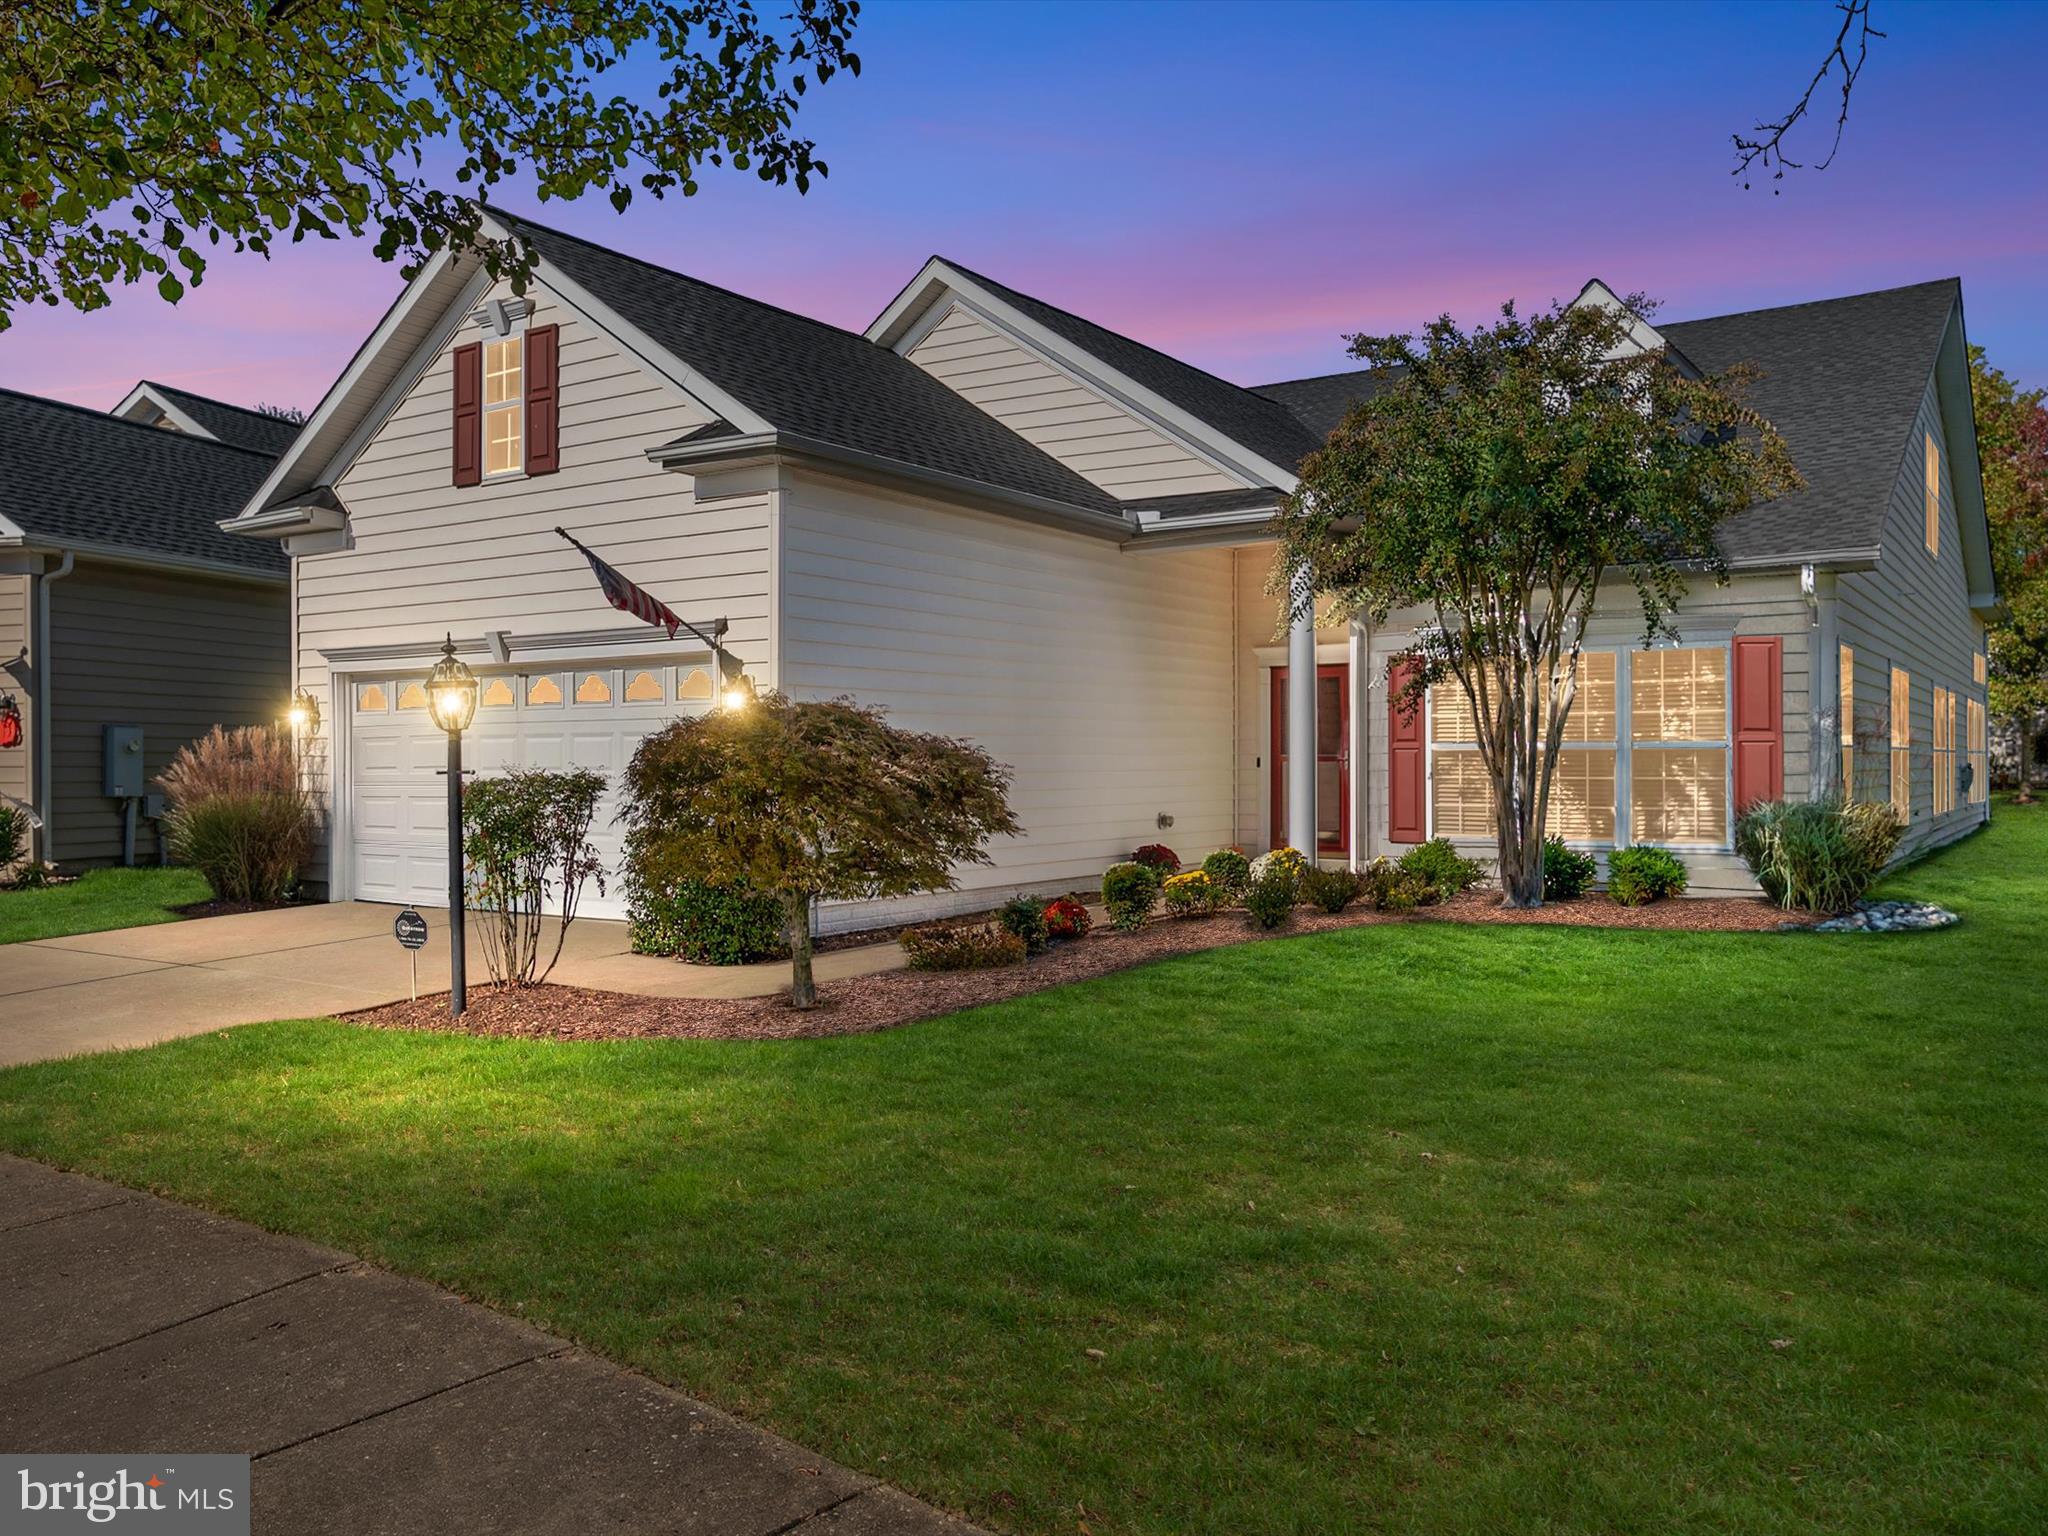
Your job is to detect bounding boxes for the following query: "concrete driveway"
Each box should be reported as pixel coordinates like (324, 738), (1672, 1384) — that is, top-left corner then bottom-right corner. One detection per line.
(1, 903), (902, 1067)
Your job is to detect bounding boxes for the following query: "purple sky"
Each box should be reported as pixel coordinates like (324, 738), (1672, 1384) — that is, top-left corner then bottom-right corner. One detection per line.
(4, 0), (2043, 414)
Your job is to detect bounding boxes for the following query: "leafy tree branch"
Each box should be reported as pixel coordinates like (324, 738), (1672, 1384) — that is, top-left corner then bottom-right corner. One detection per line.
(0, 0), (861, 325)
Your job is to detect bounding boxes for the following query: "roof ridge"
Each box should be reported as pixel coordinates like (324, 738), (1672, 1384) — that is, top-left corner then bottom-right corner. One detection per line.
(1251, 364), (1386, 391)
(140, 379), (298, 425)
(933, 254), (1317, 431)
(1666, 276), (1960, 331)
(491, 206), (869, 347)
(0, 385), (280, 459)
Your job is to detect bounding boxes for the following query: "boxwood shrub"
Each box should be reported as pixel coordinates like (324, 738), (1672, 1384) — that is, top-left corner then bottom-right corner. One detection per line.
(627, 875), (787, 964)
(1101, 861), (1163, 931)
(1396, 838), (1485, 902)
(1542, 837), (1598, 901)
(1606, 845), (1688, 907)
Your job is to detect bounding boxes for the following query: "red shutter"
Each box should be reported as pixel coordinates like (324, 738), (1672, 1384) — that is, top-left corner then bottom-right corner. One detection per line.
(451, 341), (482, 487)
(524, 322), (560, 475)
(1732, 635), (1783, 811)
(1388, 658), (1426, 844)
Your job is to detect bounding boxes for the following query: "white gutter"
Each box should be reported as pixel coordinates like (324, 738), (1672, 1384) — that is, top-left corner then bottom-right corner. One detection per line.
(35, 551), (74, 864)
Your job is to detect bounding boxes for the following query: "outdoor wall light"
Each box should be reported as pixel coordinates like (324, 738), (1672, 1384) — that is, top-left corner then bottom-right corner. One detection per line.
(426, 636), (478, 1018)
(721, 673), (756, 711)
(285, 686), (321, 738)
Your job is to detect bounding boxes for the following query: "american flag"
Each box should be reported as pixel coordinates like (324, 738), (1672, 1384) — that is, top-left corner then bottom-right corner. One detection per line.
(556, 527), (682, 639)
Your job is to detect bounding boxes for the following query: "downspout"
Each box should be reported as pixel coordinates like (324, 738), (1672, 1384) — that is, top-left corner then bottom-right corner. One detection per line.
(35, 550), (74, 865)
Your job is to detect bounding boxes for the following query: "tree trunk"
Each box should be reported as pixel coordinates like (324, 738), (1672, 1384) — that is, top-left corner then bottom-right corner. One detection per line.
(1499, 824), (1545, 907)
(784, 890), (817, 1009)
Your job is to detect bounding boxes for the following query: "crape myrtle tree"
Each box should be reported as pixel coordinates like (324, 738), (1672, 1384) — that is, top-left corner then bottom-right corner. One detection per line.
(0, 0), (860, 324)
(1969, 344), (2048, 799)
(621, 692), (1018, 1008)
(1277, 293), (1800, 908)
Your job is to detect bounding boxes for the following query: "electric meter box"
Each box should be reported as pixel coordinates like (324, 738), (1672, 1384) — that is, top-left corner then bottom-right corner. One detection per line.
(103, 725), (146, 798)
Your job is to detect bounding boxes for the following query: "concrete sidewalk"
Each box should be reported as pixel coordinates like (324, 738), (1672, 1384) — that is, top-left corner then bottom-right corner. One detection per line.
(1, 902), (905, 1067)
(0, 1156), (979, 1535)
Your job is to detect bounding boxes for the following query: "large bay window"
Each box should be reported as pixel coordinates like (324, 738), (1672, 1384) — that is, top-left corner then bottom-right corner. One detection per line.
(1629, 647), (1729, 846)
(1427, 647), (1725, 848)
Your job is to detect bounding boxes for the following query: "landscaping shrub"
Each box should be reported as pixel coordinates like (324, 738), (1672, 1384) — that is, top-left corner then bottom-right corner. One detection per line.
(1299, 865), (1364, 913)
(1101, 861), (1162, 931)
(998, 893), (1051, 954)
(1736, 797), (1904, 912)
(900, 921), (1026, 971)
(0, 802), (24, 874)
(164, 793), (312, 903)
(1607, 845), (1688, 907)
(1543, 836), (1598, 901)
(627, 876), (787, 965)
(1201, 846), (1251, 896)
(464, 768), (607, 987)
(158, 724), (315, 903)
(1042, 895), (1092, 942)
(1362, 857), (1429, 912)
(1129, 843), (1181, 874)
(1243, 866), (1298, 929)
(1162, 869), (1225, 917)
(620, 691), (1018, 1009)
(1397, 838), (1485, 902)
(1249, 846), (1309, 885)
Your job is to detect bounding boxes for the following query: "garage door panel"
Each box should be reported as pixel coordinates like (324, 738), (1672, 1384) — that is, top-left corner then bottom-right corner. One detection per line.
(347, 666), (701, 919)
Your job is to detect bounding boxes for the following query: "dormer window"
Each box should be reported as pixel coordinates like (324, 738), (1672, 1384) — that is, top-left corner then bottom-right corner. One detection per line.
(484, 336), (524, 477)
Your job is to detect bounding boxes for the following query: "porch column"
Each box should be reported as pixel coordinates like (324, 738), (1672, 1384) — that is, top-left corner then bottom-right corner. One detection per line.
(1287, 565), (1317, 855)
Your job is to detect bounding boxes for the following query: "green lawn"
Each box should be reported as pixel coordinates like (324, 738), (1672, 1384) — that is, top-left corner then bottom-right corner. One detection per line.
(2, 812), (2043, 1534)
(0, 865), (211, 944)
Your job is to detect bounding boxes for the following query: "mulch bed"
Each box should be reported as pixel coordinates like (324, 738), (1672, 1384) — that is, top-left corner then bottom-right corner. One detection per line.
(348, 888), (1813, 1045)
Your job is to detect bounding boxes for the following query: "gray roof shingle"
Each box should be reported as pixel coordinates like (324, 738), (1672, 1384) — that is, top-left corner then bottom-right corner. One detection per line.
(1659, 278), (1959, 564)
(140, 382), (305, 456)
(495, 211), (1125, 518)
(937, 258), (1323, 479)
(1249, 281), (1960, 566)
(1250, 366), (1405, 442)
(0, 389), (285, 574)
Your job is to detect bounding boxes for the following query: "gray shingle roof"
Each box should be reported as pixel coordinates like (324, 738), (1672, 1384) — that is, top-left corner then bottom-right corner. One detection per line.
(140, 381), (305, 456)
(0, 389), (285, 574)
(1659, 278), (1959, 564)
(1249, 282), (1960, 566)
(494, 211), (1124, 518)
(1250, 366), (1406, 442)
(937, 258), (1323, 479)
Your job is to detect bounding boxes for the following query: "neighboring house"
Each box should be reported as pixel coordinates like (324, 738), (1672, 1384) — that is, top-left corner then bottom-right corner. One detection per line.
(0, 387), (291, 867)
(220, 210), (1996, 927)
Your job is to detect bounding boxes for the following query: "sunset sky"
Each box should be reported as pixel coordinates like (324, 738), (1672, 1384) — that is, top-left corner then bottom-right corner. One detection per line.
(4, 0), (2042, 414)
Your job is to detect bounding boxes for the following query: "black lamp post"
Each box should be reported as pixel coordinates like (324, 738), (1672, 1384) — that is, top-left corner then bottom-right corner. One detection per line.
(425, 636), (479, 1018)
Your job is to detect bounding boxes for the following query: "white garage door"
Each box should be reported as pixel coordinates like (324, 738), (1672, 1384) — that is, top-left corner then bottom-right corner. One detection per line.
(345, 660), (718, 919)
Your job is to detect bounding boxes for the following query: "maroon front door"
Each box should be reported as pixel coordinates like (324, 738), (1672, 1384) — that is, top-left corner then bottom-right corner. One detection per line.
(1271, 664), (1350, 855)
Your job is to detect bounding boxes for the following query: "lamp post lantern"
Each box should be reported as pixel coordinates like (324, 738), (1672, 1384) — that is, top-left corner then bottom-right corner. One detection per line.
(425, 635), (479, 1018)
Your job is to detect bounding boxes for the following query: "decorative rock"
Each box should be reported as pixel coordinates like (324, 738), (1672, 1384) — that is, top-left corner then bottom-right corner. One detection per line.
(1807, 899), (1959, 934)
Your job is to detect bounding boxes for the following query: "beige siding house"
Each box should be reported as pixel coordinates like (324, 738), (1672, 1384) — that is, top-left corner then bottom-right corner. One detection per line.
(222, 212), (1997, 928)
(1, 386), (290, 870)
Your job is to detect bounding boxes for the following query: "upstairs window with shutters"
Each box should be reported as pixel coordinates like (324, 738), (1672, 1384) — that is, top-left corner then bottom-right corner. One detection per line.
(483, 337), (524, 477)
(1924, 431), (1940, 558)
